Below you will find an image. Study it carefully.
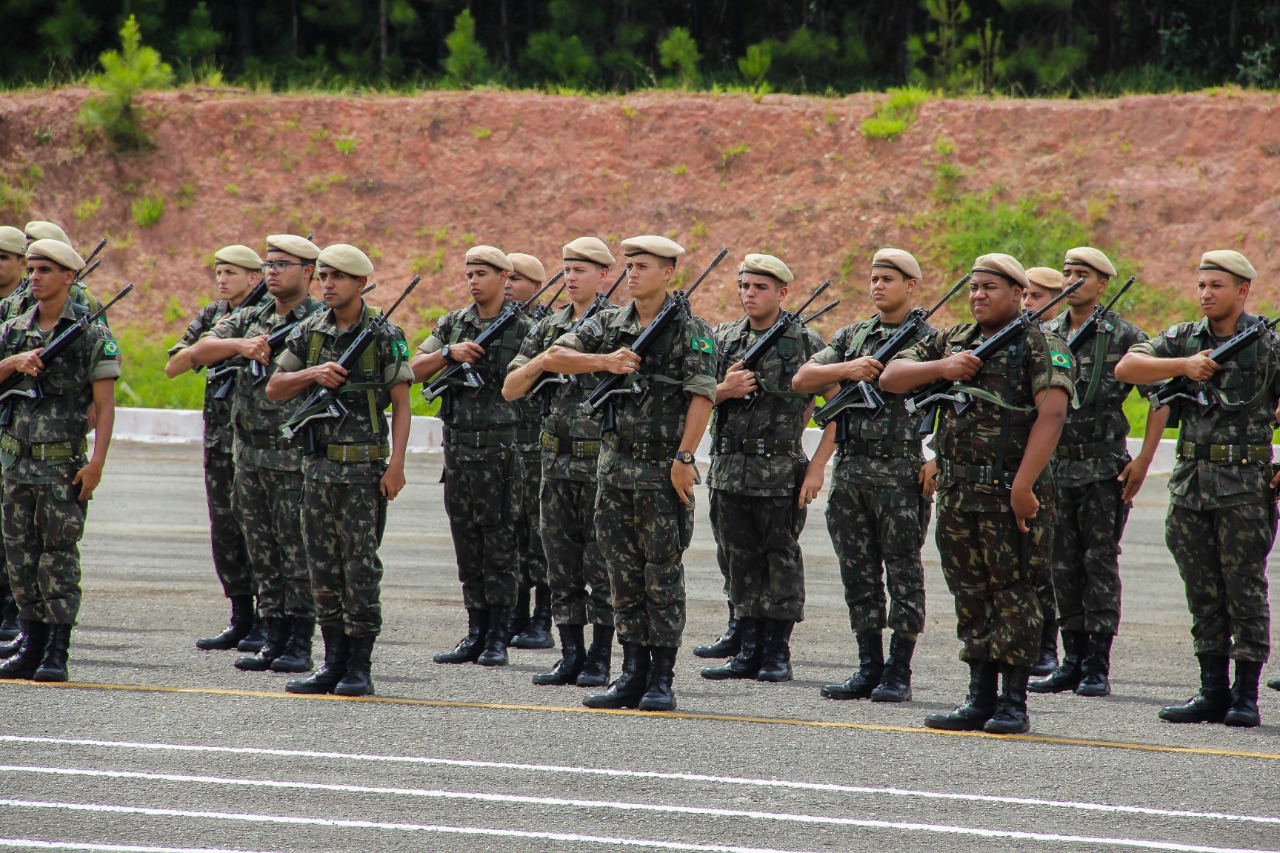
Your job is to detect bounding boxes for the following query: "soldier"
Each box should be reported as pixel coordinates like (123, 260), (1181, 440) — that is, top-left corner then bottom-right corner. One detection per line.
(267, 244), (412, 697)
(0, 227), (27, 642)
(187, 234), (323, 674)
(542, 235), (717, 712)
(0, 239), (119, 681)
(6, 222), (106, 322)
(166, 245), (264, 651)
(503, 237), (616, 688)
(793, 249), (935, 703)
(698, 253), (823, 684)
(881, 253), (1075, 734)
(412, 246), (532, 667)
(1022, 267), (1064, 322)
(1116, 250), (1279, 728)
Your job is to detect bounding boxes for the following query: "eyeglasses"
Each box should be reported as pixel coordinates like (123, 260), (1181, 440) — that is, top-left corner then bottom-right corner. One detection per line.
(261, 261), (310, 272)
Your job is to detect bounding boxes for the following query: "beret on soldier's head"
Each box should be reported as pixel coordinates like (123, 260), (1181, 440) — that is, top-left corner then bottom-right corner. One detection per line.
(214, 244), (263, 272)
(1063, 247), (1117, 278)
(620, 235), (685, 264)
(24, 221), (70, 246)
(973, 253), (1029, 289)
(465, 245), (513, 272)
(266, 234), (320, 261)
(1199, 249), (1257, 282)
(0, 226), (26, 255)
(507, 253), (546, 283)
(317, 243), (374, 277)
(562, 236), (615, 268)
(739, 253), (794, 284)
(871, 248), (923, 281)
(1025, 267), (1064, 290)
(26, 238), (84, 272)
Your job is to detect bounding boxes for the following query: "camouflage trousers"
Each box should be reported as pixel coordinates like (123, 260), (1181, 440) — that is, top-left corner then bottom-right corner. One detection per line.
(709, 490), (806, 622)
(302, 478), (386, 637)
(0, 480), (9, 606)
(3, 475), (86, 625)
(540, 475), (611, 627)
(203, 445), (252, 599)
(1166, 501), (1275, 663)
(234, 465), (313, 620)
(826, 479), (930, 636)
(1051, 477), (1129, 635)
(935, 496), (1050, 666)
(597, 482), (692, 648)
(515, 450), (547, 589)
(443, 448), (521, 610)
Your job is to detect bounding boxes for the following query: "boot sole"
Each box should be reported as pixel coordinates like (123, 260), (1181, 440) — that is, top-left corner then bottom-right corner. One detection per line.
(575, 675), (608, 688)
(475, 656), (508, 666)
(983, 721), (1031, 734)
(233, 660), (274, 671)
(923, 713), (994, 731)
(637, 698), (676, 712)
(757, 672), (792, 683)
(270, 660), (314, 673)
(511, 637), (555, 649)
(334, 685), (375, 697)
(870, 691), (911, 702)
(820, 687), (875, 700)
(1223, 713), (1262, 727)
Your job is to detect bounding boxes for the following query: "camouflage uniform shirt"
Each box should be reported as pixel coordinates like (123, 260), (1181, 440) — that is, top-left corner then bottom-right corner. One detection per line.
(169, 300), (236, 453)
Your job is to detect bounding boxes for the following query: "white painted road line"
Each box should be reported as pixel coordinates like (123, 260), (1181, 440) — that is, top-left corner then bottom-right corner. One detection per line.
(0, 843), (279, 853)
(3, 735), (1276, 827)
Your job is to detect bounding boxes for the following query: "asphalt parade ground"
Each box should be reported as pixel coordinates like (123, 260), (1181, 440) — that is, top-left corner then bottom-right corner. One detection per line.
(1, 443), (1278, 853)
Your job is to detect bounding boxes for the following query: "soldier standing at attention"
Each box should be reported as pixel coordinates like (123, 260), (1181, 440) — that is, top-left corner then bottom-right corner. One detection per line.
(881, 253), (1076, 734)
(1116, 250), (1279, 728)
(167, 245), (264, 651)
(0, 239), (119, 682)
(542, 235), (717, 712)
(792, 249), (935, 703)
(413, 246), (532, 668)
(187, 234), (323, 674)
(1021, 267), (1065, 322)
(7, 222), (106, 322)
(503, 237), (617, 688)
(0, 227), (28, 642)
(267, 244), (412, 697)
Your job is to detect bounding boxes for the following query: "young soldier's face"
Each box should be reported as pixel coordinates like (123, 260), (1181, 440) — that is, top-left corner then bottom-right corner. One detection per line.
(564, 260), (607, 306)
(1021, 284), (1060, 320)
(0, 251), (24, 289)
(318, 267), (364, 310)
(1063, 264), (1106, 308)
(25, 257), (75, 302)
(869, 267), (914, 313)
(737, 273), (784, 323)
(625, 254), (673, 301)
(1196, 271), (1249, 323)
(505, 271), (539, 304)
(215, 263), (259, 303)
(466, 263), (507, 305)
(970, 273), (1021, 328)
(264, 251), (313, 300)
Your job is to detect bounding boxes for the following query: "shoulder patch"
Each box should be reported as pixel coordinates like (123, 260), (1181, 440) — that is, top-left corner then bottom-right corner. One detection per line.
(580, 318), (603, 338)
(103, 339), (120, 357)
(1050, 350), (1072, 368)
(391, 340), (409, 357)
(691, 334), (713, 354)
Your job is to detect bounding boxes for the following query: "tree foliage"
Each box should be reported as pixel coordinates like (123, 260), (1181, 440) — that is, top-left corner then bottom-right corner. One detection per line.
(78, 14), (173, 151)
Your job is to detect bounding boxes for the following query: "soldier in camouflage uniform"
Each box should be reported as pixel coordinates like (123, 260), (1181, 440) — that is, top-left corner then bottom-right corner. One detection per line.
(1117, 249), (1280, 728)
(793, 249), (935, 703)
(0, 239), (119, 682)
(882, 253), (1076, 735)
(504, 237), (617, 688)
(268, 244), (412, 698)
(413, 245), (533, 668)
(6, 222), (108, 324)
(0, 226), (27, 642)
(188, 234), (324, 674)
(543, 235), (717, 712)
(166, 245), (265, 651)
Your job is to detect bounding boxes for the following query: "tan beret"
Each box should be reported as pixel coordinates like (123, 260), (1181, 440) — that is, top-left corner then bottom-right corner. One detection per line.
(871, 248), (922, 281)
(973, 253), (1029, 289)
(1063, 247), (1117, 278)
(0, 226), (26, 255)
(317, 243), (374, 277)
(507, 253), (546, 283)
(1199, 250), (1257, 281)
(620, 235), (685, 263)
(562, 237), (615, 268)
(24, 221), (70, 245)
(465, 245), (513, 272)
(26, 238), (84, 272)
(1025, 267), (1064, 290)
(214, 244), (263, 272)
(265, 234), (320, 261)
(739, 253), (794, 284)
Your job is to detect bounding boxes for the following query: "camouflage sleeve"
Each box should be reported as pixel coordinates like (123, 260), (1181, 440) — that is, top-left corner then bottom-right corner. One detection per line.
(416, 312), (452, 356)
(275, 319), (311, 374)
(509, 315), (551, 372)
(1122, 321), (1158, 398)
(1028, 327), (1077, 398)
(209, 309), (248, 341)
(803, 327), (826, 359)
(87, 322), (122, 382)
(168, 303), (218, 356)
(808, 324), (850, 366)
(893, 326), (949, 363)
(552, 309), (610, 353)
(684, 315), (718, 402)
(0, 319), (17, 358)
(381, 323), (413, 385)
(711, 321), (735, 382)
(1128, 322), (1185, 359)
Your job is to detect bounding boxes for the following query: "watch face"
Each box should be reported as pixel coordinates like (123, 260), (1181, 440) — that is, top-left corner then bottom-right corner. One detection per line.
(677, 450), (695, 464)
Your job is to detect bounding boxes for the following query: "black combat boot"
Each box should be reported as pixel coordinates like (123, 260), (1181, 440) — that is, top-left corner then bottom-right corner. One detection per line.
(1223, 660), (1264, 728)
(233, 617), (287, 671)
(476, 608), (511, 666)
(506, 587), (531, 642)
(583, 643), (650, 709)
(0, 621), (27, 658)
(870, 633), (916, 702)
(756, 619), (795, 683)
(1028, 630), (1085, 693)
(513, 584), (555, 649)
(334, 635), (375, 697)
(32, 624), (72, 682)
(0, 621), (48, 679)
(1030, 618), (1059, 676)
(821, 631), (884, 700)
(533, 624), (586, 686)
(1074, 633), (1113, 697)
(701, 618), (763, 680)
(693, 603), (740, 658)
(576, 624), (614, 688)
(236, 609), (268, 653)
(270, 617), (315, 673)
(196, 595), (255, 651)
(924, 660), (999, 731)
(286, 625), (349, 694)
(984, 665), (1032, 734)
(639, 646), (678, 712)
(1268, 676), (1280, 691)
(1158, 654), (1231, 723)
(0, 591), (19, 642)
(433, 608), (488, 664)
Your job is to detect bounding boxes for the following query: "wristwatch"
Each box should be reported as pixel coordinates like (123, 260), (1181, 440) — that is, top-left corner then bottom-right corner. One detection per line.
(674, 450), (696, 465)
(440, 345), (455, 363)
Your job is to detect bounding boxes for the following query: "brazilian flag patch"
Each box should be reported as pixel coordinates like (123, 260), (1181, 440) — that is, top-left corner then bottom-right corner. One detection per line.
(1050, 350), (1072, 368)
(691, 335), (713, 354)
(103, 339), (121, 357)
(391, 340), (409, 357)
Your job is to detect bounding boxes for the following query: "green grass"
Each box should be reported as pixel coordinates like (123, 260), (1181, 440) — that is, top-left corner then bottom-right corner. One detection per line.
(130, 194), (165, 227)
(860, 86), (932, 140)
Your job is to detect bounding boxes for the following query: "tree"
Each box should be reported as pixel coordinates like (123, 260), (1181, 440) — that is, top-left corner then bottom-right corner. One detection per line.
(443, 9), (492, 87)
(658, 26), (701, 89)
(79, 15), (173, 151)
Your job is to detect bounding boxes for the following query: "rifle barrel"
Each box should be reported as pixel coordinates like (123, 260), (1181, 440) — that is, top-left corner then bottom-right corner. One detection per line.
(683, 248), (730, 298)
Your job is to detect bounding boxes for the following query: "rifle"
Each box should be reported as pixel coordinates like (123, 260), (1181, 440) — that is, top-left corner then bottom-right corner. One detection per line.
(801, 300), (840, 326)
(580, 247), (729, 431)
(813, 273), (970, 431)
(905, 276), (1086, 435)
(79, 237), (108, 273)
(80, 260), (102, 280)
(1067, 276), (1136, 353)
(279, 275), (420, 453)
(246, 283), (375, 384)
(735, 279), (832, 406)
(0, 283), (134, 426)
(206, 278), (295, 400)
(532, 281), (566, 322)
(530, 269), (628, 407)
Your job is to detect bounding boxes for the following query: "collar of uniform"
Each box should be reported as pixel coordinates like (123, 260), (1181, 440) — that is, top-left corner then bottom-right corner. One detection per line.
(461, 300), (510, 326)
(13, 295), (79, 330)
(1191, 312), (1254, 338)
(609, 295), (673, 332)
(316, 299), (377, 337)
(552, 303), (577, 327)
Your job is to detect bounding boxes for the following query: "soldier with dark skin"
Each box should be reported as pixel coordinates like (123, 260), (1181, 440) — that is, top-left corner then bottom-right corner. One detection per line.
(1116, 250), (1280, 728)
(0, 227), (27, 642)
(5, 222), (107, 324)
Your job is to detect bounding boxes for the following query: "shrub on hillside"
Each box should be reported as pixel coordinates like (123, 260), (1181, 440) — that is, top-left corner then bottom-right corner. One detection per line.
(78, 15), (173, 151)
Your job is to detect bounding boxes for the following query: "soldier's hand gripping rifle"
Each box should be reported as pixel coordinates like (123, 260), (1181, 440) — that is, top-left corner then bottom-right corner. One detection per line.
(1067, 276), (1136, 353)
(812, 273), (970, 433)
(905, 276), (1086, 435)
(246, 283), (376, 385)
(279, 276), (420, 454)
(529, 269), (627, 410)
(206, 278), (275, 400)
(735, 279), (832, 407)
